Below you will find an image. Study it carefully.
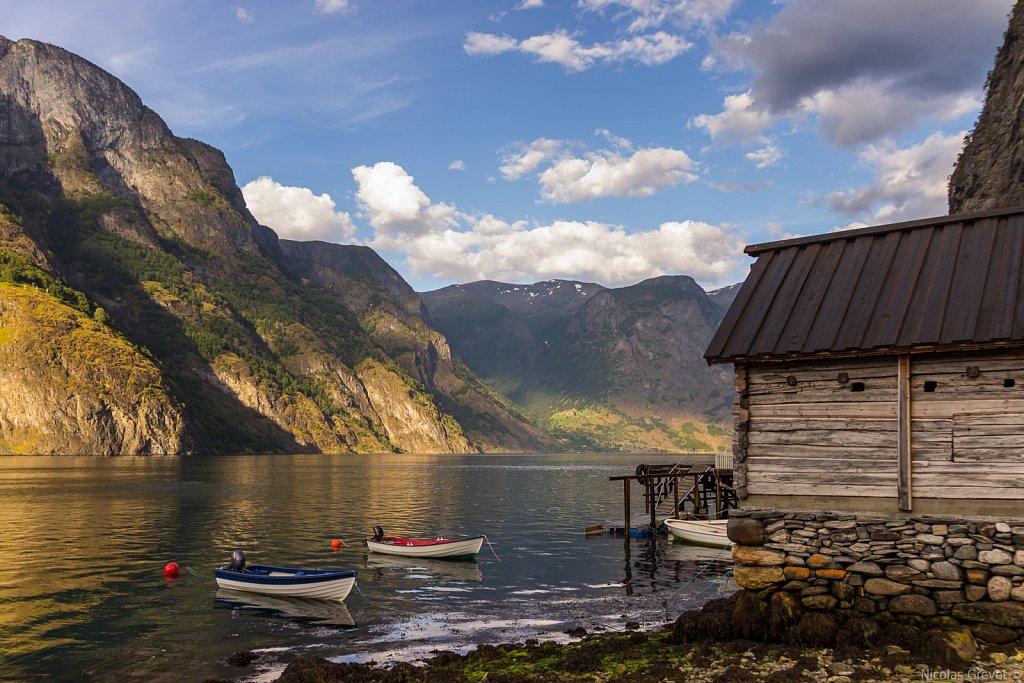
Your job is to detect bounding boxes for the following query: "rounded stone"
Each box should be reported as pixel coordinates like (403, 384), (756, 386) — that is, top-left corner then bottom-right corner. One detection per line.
(784, 566), (811, 580)
(806, 554), (833, 569)
(987, 575), (1013, 601)
(731, 545), (786, 567)
(733, 565), (786, 590)
(979, 549), (1013, 565)
(727, 517), (767, 545)
(931, 561), (962, 582)
(802, 594), (838, 610)
(885, 564), (925, 581)
(847, 560), (884, 577)
(864, 578), (912, 597)
(815, 568), (847, 581)
(952, 601), (1024, 627)
(889, 594), (938, 616)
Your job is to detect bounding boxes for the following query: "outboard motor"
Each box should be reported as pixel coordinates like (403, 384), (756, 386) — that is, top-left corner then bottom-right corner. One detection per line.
(228, 549), (246, 571)
(372, 526), (385, 542)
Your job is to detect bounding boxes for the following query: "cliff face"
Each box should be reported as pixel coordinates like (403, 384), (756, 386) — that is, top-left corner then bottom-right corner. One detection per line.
(949, 2), (1024, 213)
(423, 277), (733, 452)
(279, 240), (553, 452)
(0, 35), (544, 454)
(0, 283), (194, 454)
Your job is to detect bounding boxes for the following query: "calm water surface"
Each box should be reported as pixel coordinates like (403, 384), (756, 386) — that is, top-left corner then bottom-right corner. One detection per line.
(0, 453), (734, 682)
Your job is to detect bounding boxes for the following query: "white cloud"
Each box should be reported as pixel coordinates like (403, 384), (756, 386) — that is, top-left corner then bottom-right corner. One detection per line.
(539, 147), (698, 202)
(579, 0), (739, 32)
(464, 29), (690, 71)
(448, 160), (466, 171)
(241, 176), (356, 242)
(501, 135), (697, 202)
(234, 6), (254, 23)
(802, 81), (980, 149)
(352, 162), (458, 238)
(696, 0), (1009, 147)
(351, 162), (743, 287)
(745, 141), (782, 169)
(464, 32), (520, 56)
(596, 128), (634, 151)
(826, 131), (963, 223)
(518, 0), (545, 8)
(315, 0), (353, 14)
(500, 138), (564, 180)
(688, 91), (775, 146)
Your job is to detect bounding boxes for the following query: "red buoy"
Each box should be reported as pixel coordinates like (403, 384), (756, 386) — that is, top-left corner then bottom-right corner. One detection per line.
(163, 562), (180, 579)
(330, 539), (343, 550)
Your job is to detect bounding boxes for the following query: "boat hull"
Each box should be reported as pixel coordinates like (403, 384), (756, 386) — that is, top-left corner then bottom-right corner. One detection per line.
(365, 536), (485, 559)
(214, 565), (356, 601)
(664, 519), (733, 549)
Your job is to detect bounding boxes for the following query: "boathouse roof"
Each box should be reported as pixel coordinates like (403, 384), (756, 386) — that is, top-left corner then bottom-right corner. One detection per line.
(704, 205), (1024, 364)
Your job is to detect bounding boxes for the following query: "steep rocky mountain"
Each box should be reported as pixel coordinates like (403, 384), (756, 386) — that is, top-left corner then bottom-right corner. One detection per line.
(949, 1), (1024, 213)
(707, 283), (742, 311)
(0, 35), (549, 454)
(422, 276), (734, 452)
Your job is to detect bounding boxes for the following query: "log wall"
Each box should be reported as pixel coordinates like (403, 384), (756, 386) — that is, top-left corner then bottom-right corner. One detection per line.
(735, 348), (1024, 505)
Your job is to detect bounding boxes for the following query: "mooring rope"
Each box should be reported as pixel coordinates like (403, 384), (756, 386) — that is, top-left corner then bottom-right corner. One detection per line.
(482, 534), (501, 561)
(186, 565), (212, 580)
(666, 544), (733, 599)
(352, 580), (371, 603)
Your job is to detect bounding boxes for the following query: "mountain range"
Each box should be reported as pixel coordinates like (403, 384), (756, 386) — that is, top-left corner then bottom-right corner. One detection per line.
(422, 278), (733, 452)
(0, 34), (733, 454)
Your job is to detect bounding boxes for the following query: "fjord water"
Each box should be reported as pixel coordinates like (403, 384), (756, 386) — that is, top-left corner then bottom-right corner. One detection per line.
(0, 454), (733, 681)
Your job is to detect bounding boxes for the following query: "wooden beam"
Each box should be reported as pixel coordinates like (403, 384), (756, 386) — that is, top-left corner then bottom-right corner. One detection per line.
(898, 354), (912, 511)
(623, 479), (631, 544)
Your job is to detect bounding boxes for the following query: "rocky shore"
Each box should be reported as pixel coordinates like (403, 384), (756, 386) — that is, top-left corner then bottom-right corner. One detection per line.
(210, 590), (1024, 682)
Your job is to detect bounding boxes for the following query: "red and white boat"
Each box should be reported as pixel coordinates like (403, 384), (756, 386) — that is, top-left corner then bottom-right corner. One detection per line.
(364, 526), (484, 560)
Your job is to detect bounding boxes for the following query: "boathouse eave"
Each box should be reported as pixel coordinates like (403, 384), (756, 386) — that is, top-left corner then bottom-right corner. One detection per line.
(743, 495), (1024, 520)
(742, 204), (1024, 255)
(704, 205), (1024, 365)
(705, 339), (1024, 366)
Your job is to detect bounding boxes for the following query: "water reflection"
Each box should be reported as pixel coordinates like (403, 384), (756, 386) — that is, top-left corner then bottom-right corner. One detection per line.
(0, 453), (733, 681)
(214, 590), (356, 628)
(363, 554), (485, 583)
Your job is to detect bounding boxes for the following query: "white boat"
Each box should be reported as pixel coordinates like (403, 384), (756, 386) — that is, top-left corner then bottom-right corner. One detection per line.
(664, 518), (733, 548)
(365, 527), (485, 560)
(213, 551), (356, 601)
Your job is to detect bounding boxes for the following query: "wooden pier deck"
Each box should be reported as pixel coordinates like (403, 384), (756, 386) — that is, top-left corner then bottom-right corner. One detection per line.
(589, 456), (737, 538)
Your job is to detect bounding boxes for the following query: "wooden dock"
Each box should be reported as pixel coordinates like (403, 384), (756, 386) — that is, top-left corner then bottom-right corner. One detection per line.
(590, 457), (737, 538)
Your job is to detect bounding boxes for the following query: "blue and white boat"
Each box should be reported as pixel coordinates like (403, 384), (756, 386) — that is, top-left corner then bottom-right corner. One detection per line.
(214, 551), (357, 601)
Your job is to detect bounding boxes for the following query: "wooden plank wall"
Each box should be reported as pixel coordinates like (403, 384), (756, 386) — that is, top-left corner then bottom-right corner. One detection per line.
(742, 348), (1024, 501)
(745, 357), (898, 498)
(910, 349), (1024, 499)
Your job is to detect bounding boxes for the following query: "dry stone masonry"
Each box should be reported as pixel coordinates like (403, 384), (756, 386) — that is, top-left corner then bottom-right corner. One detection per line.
(728, 508), (1024, 643)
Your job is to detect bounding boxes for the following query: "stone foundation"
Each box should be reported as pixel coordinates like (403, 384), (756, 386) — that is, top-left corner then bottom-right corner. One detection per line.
(727, 508), (1024, 642)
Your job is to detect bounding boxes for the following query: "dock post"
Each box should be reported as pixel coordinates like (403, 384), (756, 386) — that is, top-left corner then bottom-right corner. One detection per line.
(672, 475), (679, 518)
(649, 478), (656, 530)
(623, 478), (631, 543)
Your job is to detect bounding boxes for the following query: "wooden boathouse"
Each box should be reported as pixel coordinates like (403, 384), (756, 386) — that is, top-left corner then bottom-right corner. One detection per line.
(705, 206), (1024, 515)
(702, 207), (1024, 634)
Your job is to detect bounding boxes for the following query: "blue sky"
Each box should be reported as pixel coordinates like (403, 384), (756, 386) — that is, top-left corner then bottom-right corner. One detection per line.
(3, 0), (1013, 291)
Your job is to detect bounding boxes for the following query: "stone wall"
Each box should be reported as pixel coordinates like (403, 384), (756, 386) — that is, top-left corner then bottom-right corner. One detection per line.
(727, 508), (1024, 643)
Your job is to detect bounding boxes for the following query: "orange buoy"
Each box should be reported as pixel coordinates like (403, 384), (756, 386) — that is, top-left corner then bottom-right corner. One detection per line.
(330, 538), (343, 549)
(163, 562), (180, 579)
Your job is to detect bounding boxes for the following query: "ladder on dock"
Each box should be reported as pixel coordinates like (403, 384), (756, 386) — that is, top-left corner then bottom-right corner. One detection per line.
(599, 457), (738, 537)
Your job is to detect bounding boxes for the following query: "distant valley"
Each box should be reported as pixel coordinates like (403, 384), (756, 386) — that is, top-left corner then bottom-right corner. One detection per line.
(0, 34), (734, 455)
(422, 277), (734, 452)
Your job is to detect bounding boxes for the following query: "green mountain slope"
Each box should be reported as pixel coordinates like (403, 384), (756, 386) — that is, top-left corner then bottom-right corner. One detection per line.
(422, 276), (734, 452)
(0, 35), (549, 454)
